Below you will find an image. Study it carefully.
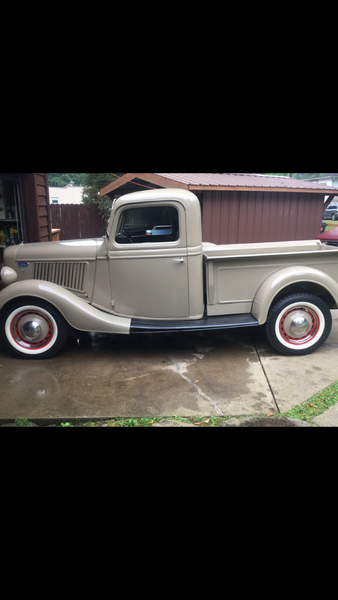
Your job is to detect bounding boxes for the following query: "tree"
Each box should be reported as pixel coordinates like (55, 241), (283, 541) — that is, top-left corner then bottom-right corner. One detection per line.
(48, 173), (126, 222)
(48, 173), (86, 186)
(262, 173), (326, 179)
(82, 173), (125, 223)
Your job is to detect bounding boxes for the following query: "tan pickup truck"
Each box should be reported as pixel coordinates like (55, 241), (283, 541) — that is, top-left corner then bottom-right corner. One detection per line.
(1, 188), (338, 359)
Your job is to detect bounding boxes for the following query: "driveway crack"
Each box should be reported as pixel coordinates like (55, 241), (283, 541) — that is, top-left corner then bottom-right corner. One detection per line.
(252, 336), (280, 414)
(166, 356), (224, 416)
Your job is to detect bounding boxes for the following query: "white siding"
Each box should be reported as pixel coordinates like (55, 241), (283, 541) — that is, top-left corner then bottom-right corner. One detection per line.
(49, 186), (84, 204)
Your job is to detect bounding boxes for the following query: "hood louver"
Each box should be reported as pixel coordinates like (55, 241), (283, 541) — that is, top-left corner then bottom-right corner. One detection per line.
(33, 262), (87, 293)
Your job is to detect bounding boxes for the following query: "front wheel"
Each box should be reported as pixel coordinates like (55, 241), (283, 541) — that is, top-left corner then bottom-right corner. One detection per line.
(0, 299), (69, 359)
(265, 293), (332, 356)
(332, 213), (336, 221)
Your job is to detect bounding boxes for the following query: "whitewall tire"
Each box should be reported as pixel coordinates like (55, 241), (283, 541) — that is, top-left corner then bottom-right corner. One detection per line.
(265, 293), (332, 356)
(0, 299), (69, 359)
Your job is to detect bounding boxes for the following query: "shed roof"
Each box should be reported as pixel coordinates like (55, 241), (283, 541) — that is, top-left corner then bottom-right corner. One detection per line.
(101, 173), (335, 197)
(153, 173), (334, 190)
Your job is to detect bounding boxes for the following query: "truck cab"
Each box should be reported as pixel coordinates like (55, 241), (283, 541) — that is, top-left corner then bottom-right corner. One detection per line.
(105, 188), (204, 320)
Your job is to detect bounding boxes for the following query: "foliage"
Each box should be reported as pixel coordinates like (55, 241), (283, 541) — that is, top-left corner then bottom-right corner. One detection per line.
(14, 417), (33, 427)
(281, 380), (338, 422)
(48, 173), (86, 187)
(48, 173), (126, 225)
(54, 415), (229, 427)
(81, 173), (125, 225)
(262, 173), (326, 179)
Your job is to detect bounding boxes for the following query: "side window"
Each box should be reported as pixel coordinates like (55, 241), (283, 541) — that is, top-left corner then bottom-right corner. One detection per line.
(115, 205), (179, 244)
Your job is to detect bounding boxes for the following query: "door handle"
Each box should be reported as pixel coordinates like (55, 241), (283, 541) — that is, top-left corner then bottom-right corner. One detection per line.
(173, 257), (185, 263)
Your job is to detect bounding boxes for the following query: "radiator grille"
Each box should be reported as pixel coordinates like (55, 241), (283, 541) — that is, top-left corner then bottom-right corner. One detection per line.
(33, 262), (87, 292)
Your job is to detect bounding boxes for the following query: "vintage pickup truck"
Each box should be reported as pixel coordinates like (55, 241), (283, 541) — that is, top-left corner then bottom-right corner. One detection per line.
(1, 188), (338, 359)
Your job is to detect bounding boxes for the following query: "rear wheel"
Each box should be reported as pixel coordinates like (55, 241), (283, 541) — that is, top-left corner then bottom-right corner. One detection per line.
(332, 213), (336, 221)
(0, 299), (69, 359)
(265, 293), (332, 356)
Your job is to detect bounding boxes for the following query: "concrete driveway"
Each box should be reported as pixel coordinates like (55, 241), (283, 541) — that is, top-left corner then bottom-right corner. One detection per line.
(1, 310), (338, 420)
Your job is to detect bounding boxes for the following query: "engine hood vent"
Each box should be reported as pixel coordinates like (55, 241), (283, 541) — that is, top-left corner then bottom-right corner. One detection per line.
(33, 262), (87, 293)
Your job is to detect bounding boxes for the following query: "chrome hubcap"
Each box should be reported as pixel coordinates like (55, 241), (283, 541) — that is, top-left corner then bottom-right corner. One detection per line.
(285, 313), (311, 338)
(22, 320), (42, 341)
(11, 310), (53, 348)
(279, 306), (318, 344)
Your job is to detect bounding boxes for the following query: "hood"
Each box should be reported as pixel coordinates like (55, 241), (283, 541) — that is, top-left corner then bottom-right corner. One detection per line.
(3, 238), (106, 298)
(11, 238), (104, 263)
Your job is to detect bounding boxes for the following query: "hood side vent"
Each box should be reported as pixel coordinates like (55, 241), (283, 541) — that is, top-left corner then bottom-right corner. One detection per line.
(33, 262), (87, 292)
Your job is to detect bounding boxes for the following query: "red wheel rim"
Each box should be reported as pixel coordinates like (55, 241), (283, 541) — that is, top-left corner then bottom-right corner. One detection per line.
(279, 305), (320, 346)
(10, 310), (55, 350)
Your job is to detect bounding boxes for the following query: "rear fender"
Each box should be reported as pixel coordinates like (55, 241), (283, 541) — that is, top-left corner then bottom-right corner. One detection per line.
(0, 280), (131, 334)
(252, 266), (338, 325)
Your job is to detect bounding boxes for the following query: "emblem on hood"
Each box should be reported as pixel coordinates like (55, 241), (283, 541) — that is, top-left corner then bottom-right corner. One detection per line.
(17, 262), (30, 272)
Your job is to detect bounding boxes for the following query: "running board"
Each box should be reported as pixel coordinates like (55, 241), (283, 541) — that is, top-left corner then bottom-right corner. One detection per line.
(130, 314), (259, 334)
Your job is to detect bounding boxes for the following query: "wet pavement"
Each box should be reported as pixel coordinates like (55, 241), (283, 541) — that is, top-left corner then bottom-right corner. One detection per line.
(0, 311), (338, 421)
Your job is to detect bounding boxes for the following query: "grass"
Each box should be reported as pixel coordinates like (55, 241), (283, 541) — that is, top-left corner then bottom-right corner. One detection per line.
(14, 417), (34, 427)
(324, 220), (338, 231)
(280, 380), (338, 423)
(58, 415), (229, 427)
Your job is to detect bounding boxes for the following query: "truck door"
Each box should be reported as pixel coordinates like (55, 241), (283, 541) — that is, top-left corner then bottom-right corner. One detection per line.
(108, 201), (189, 318)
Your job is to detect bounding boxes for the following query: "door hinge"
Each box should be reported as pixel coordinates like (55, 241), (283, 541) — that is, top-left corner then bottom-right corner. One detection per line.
(111, 300), (115, 309)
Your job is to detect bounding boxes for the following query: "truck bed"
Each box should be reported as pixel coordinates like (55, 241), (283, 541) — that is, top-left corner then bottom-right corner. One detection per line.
(202, 239), (338, 317)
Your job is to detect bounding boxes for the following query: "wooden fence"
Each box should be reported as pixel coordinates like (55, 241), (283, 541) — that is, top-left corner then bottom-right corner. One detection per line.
(50, 204), (105, 240)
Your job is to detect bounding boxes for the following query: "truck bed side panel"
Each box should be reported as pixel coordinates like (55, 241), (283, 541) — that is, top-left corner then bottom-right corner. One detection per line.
(203, 241), (338, 317)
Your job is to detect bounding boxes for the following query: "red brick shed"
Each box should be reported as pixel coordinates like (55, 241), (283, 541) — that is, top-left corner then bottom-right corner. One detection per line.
(100, 173), (336, 245)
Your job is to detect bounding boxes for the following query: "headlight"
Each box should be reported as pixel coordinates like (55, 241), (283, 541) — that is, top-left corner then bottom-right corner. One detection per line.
(0, 266), (17, 287)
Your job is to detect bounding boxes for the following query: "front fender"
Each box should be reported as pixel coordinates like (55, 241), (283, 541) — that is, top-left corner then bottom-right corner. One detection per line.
(252, 266), (338, 325)
(0, 280), (131, 334)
